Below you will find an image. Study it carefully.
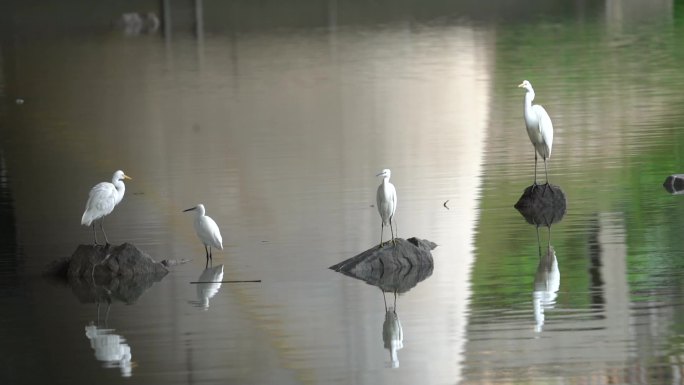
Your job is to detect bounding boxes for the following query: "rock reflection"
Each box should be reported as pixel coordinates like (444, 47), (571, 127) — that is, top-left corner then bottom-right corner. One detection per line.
(515, 184), (566, 332)
(84, 305), (134, 377)
(331, 237), (436, 368)
(190, 264), (224, 310)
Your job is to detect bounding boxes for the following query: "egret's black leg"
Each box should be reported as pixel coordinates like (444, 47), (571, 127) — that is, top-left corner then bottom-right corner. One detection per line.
(100, 218), (110, 245)
(389, 216), (396, 246)
(204, 245), (210, 268)
(209, 246), (213, 265)
(534, 152), (538, 186)
(544, 157), (549, 185)
(536, 226), (541, 258)
(92, 223), (99, 245)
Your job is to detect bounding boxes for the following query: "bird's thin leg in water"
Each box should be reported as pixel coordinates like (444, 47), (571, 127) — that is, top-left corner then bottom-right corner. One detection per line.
(100, 218), (110, 245)
(209, 246), (213, 265)
(104, 303), (111, 326)
(204, 245), (210, 268)
(544, 158), (549, 185)
(92, 223), (99, 245)
(533, 152), (539, 187)
(393, 291), (397, 310)
(379, 223), (385, 248)
(536, 226), (541, 258)
(383, 290), (388, 311)
(389, 217), (396, 246)
(541, 158), (552, 195)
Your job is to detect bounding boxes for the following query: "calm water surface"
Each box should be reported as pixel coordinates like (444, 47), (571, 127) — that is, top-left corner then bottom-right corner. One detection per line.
(1, 1), (684, 384)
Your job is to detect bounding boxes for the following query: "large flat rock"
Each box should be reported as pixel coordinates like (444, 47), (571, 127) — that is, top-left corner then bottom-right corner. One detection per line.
(330, 237), (436, 293)
(44, 243), (169, 304)
(67, 243), (168, 279)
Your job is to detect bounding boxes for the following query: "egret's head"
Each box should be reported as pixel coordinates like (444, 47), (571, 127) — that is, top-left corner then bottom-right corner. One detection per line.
(113, 170), (132, 182)
(183, 203), (205, 214)
(376, 169), (391, 179)
(518, 80), (533, 92)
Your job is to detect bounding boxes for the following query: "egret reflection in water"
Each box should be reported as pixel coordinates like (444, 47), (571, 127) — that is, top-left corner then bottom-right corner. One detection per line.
(84, 304), (134, 377)
(533, 226), (560, 333)
(382, 291), (404, 369)
(190, 264), (224, 310)
(515, 184), (566, 333)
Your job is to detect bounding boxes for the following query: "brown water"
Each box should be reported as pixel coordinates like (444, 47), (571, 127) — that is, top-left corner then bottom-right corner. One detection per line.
(1, 1), (684, 384)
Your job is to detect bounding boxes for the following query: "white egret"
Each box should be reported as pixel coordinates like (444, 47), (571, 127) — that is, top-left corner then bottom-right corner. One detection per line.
(183, 204), (223, 266)
(376, 169), (397, 247)
(519, 80), (554, 185)
(81, 170), (132, 245)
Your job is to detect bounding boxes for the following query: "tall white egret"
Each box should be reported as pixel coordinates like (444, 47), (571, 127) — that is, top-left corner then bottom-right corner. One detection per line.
(376, 169), (397, 247)
(81, 170), (132, 245)
(519, 80), (554, 185)
(183, 204), (223, 266)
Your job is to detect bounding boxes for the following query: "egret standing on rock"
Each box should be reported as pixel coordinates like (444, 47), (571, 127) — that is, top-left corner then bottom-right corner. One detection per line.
(81, 170), (132, 245)
(183, 204), (223, 267)
(519, 80), (554, 186)
(376, 169), (397, 247)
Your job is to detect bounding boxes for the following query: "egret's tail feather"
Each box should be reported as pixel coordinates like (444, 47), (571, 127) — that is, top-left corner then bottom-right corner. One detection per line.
(81, 212), (94, 226)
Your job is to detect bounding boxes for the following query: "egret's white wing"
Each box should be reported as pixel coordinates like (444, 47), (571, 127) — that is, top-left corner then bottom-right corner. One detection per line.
(377, 185), (392, 224)
(387, 183), (397, 218)
(532, 104), (554, 158)
(198, 216), (223, 249)
(82, 182), (118, 225)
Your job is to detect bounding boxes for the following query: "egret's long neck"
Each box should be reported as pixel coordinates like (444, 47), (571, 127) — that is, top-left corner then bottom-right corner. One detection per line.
(383, 176), (390, 185)
(114, 180), (126, 201)
(196, 206), (206, 217)
(523, 90), (535, 119)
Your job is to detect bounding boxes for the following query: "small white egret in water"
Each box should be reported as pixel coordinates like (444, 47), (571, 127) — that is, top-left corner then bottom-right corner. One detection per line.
(183, 204), (223, 266)
(376, 169), (397, 247)
(519, 80), (554, 185)
(81, 170), (132, 245)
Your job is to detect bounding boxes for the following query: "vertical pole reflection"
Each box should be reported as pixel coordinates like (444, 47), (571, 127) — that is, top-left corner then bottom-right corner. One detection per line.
(195, 0), (205, 71)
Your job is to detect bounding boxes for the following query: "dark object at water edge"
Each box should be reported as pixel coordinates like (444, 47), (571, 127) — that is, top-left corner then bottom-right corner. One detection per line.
(664, 174), (684, 195)
(514, 184), (567, 227)
(44, 243), (168, 280)
(44, 243), (169, 304)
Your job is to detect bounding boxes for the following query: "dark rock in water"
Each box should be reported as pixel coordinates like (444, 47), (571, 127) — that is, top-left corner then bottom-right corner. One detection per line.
(330, 237), (436, 293)
(514, 184), (567, 227)
(45, 243), (169, 304)
(664, 174), (684, 195)
(67, 243), (168, 279)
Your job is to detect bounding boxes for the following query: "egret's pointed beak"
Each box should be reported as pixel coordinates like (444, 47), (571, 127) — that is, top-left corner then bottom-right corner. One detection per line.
(517, 83), (524, 88)
(123, 174), (132, 180)
(376, 172), (383, 177)
(183, 207), (196, 212)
